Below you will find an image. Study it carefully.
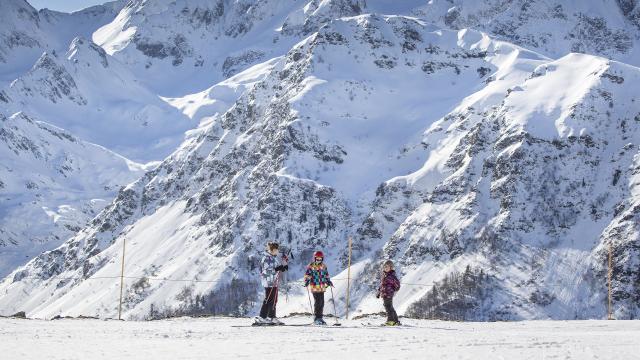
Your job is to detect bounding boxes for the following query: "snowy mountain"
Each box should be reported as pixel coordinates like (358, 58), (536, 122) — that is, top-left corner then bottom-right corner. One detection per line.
(0, 110), (148, 277)
(93, 0), (367, 95)
(0, 0), (188, 277)
(412, 0), (640, 66)
(363, 53), (640, 320)
(0, 0), (126, 87)
(1, 0), (639, 321)
(91, 0), (640, 95)
(5, 36), (193, 162)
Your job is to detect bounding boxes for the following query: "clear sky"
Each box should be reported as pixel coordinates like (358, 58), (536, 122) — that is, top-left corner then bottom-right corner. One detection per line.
(29, 0), (109, 13)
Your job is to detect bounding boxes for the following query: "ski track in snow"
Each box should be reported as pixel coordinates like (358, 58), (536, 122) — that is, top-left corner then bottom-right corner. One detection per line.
(2, 316), (639, 360)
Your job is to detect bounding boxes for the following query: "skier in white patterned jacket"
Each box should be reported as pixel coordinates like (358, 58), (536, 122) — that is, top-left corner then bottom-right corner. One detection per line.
(254, 242), (288, 325)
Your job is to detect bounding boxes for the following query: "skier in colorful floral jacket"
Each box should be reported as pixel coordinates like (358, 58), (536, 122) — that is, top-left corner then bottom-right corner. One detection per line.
(377, 260), (401, 326)
(254, 242), (288, 325)
(304, 250), (333, 325)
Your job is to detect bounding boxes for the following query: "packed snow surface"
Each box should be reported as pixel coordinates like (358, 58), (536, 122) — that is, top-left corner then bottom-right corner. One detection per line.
(2, 316), (639, 360)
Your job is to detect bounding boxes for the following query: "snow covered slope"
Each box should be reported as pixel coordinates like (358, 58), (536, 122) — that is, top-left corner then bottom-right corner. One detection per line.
(163, 56), (282, 121)
(351, 54), (640, 321)
(4, 36), (193, 162)
(90, 0), (640, 95)
(0, 0), (186, 278)
(0, 110), (148, 278)
(93, 0), (367, 95)
(412, 0), (640, 66)
(2, 316), (640, 360)
(0, 0), (125, 87)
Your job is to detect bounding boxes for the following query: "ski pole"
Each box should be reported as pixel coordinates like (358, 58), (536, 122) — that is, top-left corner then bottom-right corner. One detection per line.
(306, 286), (313, 316)
(271, 270), (282, 313)
(329, 286), (341, 325)
(263, 273), (278, 318)
(270, 253), (288, 312)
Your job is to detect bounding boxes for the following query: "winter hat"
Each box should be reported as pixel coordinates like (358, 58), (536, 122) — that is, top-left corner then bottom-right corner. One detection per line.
(267, 242), (279, 251)
(313, 250), (324, 259)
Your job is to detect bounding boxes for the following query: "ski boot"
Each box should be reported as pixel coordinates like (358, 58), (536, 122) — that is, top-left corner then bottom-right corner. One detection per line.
(252, 316), (273, 326)
(268, 317), (284, 326)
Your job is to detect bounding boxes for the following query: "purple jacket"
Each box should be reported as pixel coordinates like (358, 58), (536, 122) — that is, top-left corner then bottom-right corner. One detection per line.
(378, 270), (401, 298)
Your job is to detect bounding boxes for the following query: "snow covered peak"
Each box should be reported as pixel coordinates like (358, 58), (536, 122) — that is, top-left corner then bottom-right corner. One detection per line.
(96, 0), (640, 96)
(502, 53), (610, 139)
(280, 0), (365, 35)
(16, 50), (88, 106)
(0, 0), (124, 86)
(66, 37), (110, 68)
(6, 36), (194, 163)
(414, 0), (640, 66)
(92, 0), (371, 94)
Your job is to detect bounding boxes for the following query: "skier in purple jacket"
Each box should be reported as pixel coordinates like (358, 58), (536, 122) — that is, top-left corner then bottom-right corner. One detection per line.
(376, 260), (401, 326)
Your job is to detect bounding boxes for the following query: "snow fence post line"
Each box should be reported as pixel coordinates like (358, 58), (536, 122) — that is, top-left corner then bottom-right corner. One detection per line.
(118, 237), (127, 321)
(346, 236), (352, 320)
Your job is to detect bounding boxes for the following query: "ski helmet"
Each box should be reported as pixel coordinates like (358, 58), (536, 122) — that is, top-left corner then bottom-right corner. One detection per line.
(313, 250), (324, 259)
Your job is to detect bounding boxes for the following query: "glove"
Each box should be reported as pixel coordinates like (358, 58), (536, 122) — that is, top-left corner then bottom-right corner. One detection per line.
(275, 265), (288, 272)
(327, 281), (334, 287)
(304, 280), (310, 287)
(376, 292), (380, 299)
(283, 265), (289, 271)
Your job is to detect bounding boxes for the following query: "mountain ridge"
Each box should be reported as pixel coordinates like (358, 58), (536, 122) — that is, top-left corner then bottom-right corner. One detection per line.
(0, 0), (639, 320)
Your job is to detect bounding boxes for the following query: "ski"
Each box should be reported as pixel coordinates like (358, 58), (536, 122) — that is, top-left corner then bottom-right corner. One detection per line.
(360, 322), (382, 327)
(230, 322), (287, 327)
(231, 324), (279, 328)
(287, 324), (358, 328)
(360, 322), (410, 328)
(231, 323), (357, 328)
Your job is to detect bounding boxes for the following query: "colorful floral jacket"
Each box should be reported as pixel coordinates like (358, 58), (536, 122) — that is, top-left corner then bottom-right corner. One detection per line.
(260, 251), (282, 287)
(378, 270), (401, 299)
(304, 262), (332, 293)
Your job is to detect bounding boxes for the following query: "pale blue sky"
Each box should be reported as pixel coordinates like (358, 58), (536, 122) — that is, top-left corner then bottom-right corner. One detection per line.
(29, 0), (108, 13)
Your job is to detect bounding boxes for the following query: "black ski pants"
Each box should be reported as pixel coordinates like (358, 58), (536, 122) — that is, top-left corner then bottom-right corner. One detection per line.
(383, 297), (399, 323)
(259, 287), (278, 318)
(313, 292), (324, 319)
